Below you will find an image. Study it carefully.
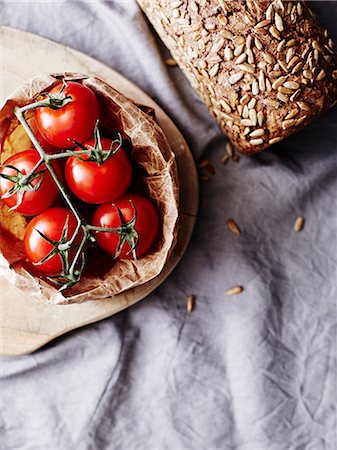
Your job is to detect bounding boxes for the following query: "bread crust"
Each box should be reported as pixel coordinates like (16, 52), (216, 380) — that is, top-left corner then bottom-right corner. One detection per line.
(137, 0), (337, 154)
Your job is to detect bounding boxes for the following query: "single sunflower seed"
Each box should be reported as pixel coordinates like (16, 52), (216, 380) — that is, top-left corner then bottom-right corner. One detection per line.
(257, 111), (264, 126)
(238, 63), (255, 74)
(234, 36), (245, 45)
(246, 35), (252, 49)
(303, 70), (313, 79)
(292, 62), (304, 74)
(277, 92), (289, 103)
(250, 138), (264, 146)
(263, 99), (280, 107)
(220, 154), (230, 165)
(249, 128), (264, 138)
(290, 89), (301, 102)
(209, 63), (220, 77)
(312, 40), (325, 54)
(296, 115), (307, 126)
(288, 55), (299, 69)
(272, 75), (287, 90)
(224, 46), (233, 61)
(221, 30), (234, 40)
(316, 69), (325, 81)
(164, 58), (177, 67)
(187, 295), (195, 312)
(240, 94), (250, 105)
(218, 15), (228, 26)
(282, 119), (297, 129)
(248, 98), (257, 109)
(226, 142), (234, 157)
(294, 216), (305, 232)
(252, 80), (259, 95)
(254, 37), (262, 50)
(283, 80), (299, 90)
(278, 86), (294, 95)
(274, 13), (284, 32)
(234, 44), (245, 57)
(241, 119), (254, 126)
(226, 218), (241, 235)
(266, 4), (274, 21)
(269, 137), (282, 145)
(224, 286), (244, 296)
(247, 48), (255, 64)
(269, 25), (281, 40)
(235, 53), (247, 64)
(229, 71), (244, 84)
(249, 109), (257, 126)
(255, 19), (270, 29)
(278, 59), (288, 72)
(219, 99), (232, 113)
(211, 37), (225, 54)
(297, 101), (311, 111)
(285, 108), (299, 120)
(286, 48), (295, 65)
(286, 39), (296, 47)
(277, 39), (286, 53)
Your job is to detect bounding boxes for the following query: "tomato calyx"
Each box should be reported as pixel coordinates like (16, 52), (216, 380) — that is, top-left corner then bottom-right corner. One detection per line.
(34, 215), (86, 290)
(72, 124), (123, 165)
(36, 80), (73, 110)
(34, 215), (74, 267)
(0, 164), (46, 211)
(47, 257), (86, 291)
(114, 201), (139, 259)
(92, 200), (139, 259)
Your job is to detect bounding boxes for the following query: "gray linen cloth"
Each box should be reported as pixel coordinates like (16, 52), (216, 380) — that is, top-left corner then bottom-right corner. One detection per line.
(1, 1), (336, 449)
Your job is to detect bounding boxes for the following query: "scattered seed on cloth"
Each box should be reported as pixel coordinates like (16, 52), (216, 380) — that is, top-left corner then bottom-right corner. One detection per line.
(226, 219), (241, 235)
(224, 286), (244, 296)
(187, 295), (195, 312)
(294, 216), (305, 232)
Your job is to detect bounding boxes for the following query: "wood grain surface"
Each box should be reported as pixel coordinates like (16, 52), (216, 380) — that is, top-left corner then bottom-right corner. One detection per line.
(0, 27), (198, 356)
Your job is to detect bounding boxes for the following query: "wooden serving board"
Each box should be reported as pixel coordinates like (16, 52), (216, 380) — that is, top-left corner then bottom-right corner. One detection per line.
(0, 27), (198, 356)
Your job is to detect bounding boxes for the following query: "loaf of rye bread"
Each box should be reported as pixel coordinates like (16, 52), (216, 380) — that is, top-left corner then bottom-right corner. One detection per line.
(137, 0), (337, 154)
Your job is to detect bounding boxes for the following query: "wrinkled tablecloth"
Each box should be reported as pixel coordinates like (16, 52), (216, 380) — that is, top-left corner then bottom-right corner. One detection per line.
(1, 1), (336, 449)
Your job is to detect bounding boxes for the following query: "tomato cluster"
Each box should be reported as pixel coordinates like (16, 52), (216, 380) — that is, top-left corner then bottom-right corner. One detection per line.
(0, 81), (160, 288)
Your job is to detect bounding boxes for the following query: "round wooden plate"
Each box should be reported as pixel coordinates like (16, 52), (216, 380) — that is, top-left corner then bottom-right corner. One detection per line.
(0, 27), (198, 356)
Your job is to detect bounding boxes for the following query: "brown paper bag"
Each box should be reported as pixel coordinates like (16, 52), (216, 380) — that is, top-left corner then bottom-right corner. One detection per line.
(0, 74), (179, 304)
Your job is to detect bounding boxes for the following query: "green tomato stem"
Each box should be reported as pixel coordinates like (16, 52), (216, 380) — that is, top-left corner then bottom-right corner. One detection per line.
(68, 229), (89, 274)
(46, 149), (93, 160)
(18, 100), (50, 114)
(20, 157), (44, 185)
(14, 106), (83, 224)
(14, 105), (90, 283)
(87, 224), (130, 233)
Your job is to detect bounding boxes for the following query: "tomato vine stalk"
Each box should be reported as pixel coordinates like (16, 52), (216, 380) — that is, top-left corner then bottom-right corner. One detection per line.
(10, 90), (138, 291)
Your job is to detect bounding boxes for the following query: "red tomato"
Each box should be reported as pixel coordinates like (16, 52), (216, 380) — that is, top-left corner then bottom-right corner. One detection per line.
(92, 194), (160, 259)
(30, 117), (59, 154)
(0, 149), (61, 216)
(64, 138), (132, 204)
(24, 207), (83, 275)
(35, 81), (100, 148)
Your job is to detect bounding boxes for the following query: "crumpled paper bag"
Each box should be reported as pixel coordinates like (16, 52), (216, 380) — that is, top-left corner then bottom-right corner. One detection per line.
(0, 73), (179, 304)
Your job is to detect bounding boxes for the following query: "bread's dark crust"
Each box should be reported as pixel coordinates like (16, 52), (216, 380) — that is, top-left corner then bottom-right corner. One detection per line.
(137, 0), (337, 154)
